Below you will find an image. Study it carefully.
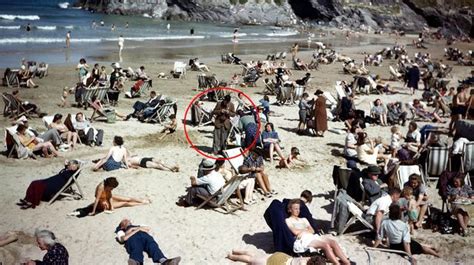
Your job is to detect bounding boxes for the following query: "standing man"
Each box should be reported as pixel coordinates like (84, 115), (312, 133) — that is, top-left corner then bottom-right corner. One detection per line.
(65, 31), (71, 48)
(406, 63), (420, 95)
(212, 95), (235, 155)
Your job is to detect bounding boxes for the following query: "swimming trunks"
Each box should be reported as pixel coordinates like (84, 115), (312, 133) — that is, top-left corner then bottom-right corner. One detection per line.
(139, 157), (153, 168)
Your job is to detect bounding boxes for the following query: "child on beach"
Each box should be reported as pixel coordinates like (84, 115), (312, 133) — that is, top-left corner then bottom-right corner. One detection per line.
(159, 114), (177, 140)
(58, 87), (70, 107)
(390, 125), (403, 156)
(399, 186), (418, 234)
(279, 147), (307, 169)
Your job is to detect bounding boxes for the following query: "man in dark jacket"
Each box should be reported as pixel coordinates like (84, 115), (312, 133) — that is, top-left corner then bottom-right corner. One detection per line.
(406, 63), (420, 95)
(362, 165), (388, 204)
(125, 91), (161, 120)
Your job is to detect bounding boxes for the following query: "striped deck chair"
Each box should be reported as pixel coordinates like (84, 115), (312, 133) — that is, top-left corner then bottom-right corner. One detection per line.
(2, 93), (32, 119)
(191, 103), (213, 126)
(95, 87), (109, 104)
(461, 141), (474, 182)
(396, 164), (425, 189)
(196, 174), (245, 214)
(49, 162), (85, 204)
(424, 146), (450, 182)
(148, 101), (176, 124)
(5, 69), (20, 88)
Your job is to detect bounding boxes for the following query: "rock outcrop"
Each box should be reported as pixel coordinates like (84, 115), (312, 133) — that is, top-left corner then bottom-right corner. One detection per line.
(76, 0), (473, 37)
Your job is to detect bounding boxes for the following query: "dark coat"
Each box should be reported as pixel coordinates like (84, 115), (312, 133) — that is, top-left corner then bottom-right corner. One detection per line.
(407, 67), (420, 89)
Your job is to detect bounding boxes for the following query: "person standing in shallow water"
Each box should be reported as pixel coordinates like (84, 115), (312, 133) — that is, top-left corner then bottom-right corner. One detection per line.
(65, 31), (71, 48)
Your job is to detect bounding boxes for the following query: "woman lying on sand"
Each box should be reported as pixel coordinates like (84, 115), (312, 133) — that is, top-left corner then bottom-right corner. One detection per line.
(128, 155), (179, 172)
(227, 249), (325, 265)
(286, 199), (350, 265)
(70, 177), (150, 217)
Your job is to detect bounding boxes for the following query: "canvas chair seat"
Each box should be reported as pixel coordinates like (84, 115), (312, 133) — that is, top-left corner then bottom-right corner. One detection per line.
(4, 125), (32, 159)
(425, 146), (450, 181)
(49, 162), (85, 204)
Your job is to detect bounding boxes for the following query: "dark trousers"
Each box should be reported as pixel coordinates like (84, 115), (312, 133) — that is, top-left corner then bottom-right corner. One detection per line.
(80, 129), (104, 146)
(213, 127), (229, 153)
(131, 101), (147, 116)
(126, 232), (166, 263)
(185, 186), (211, 206)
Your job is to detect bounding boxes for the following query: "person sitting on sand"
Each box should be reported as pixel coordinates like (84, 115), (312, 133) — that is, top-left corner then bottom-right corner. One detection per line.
(24, 229), (69, 265)
(17, 124), (60, 158)
(49, 113), (79, 150)
(227, 249), (325, 265)
(373, 204), (440, 263)
(93, 136), (130, 171)
(239, 149), (276, 198)
(90, 95), (127, 120)
(86, 177), (150, 216)
(285, 199), (351, 264)
(412, 99), (444, 123)
(261, 123), (287, 165)
(371, 99), (388, 126)
(366, 188), (401, 237)
(177, 159), (225, 207)
(18, 160), (80, 209)
(128, 155), (179, 172)
(403, 174), (429, 229)
(279, 147), (307, 169)
(159, 114), (177, 140)
(115, 218), (181, 265)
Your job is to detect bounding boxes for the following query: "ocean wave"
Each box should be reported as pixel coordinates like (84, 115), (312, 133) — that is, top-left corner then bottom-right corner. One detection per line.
(36, 26), (56, 30)
(65, 25), (74, 29)
(265, 31), (298, 37)
(0, 38), (101, 44)
(58, 2), (70, 9)
(0, 26), (21, 30)
(104, 35), (206, 41)
(218, 33), (248, 38)
(0, 14), (40, 21)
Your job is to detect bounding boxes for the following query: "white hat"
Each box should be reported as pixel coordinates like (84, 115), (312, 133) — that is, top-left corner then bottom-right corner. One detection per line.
(200, 159), (215, 170)
(21, 65), (26, 70)
(412, 63), (419, 67)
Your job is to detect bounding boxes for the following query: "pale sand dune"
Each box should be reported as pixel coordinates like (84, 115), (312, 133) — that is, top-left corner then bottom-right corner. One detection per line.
(0, 34), (473, 264)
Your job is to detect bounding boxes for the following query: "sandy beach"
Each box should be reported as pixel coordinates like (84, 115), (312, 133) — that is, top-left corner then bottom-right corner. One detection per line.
(1, 31), (473, 265)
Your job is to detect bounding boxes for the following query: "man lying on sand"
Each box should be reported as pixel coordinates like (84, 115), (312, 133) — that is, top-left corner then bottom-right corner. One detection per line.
(128, 155), (179, 172)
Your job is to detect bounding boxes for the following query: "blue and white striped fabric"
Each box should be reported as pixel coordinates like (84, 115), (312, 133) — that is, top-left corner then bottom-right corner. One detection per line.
(463, 141), (474, 172)
(426, 146), (449, 180)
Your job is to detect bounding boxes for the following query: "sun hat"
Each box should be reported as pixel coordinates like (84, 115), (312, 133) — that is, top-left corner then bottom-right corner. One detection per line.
(366, 165), (381, 175)
(200, 159), (215, 170)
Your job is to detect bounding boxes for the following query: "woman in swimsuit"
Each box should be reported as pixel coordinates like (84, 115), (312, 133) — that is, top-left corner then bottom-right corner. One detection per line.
(285, 199), (350, 265)
(89, 177), (150, 216)
(93, 136), (130, 171)
(128, 155), (179, 172)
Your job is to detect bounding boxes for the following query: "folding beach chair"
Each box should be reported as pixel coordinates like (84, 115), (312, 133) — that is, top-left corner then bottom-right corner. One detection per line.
(424, 146), (450, 182)
(461, 141), (474, 180)
(4, 69), (20, 88)
(331, 166), (352, 228)
(389, 65), (403, 81)
(396, 164), (424, 189)
(226, 117), (242, 147)
(4, 125), (32, 159)
(340, 201), (374, 235)
(42, 115), (54, 129)
(48, 162), (85, 204)
(173, 61), (187, 79)
(335, 82), (346, 101)
(195, 174), (245, 214)
(2, 93), (31, 119)
(149, 101), (176, 124)
(263, 79), (276, 95)
(323, 91), (338, 111)
(223, 147), (246, 176)
(191, 103), (213, 126)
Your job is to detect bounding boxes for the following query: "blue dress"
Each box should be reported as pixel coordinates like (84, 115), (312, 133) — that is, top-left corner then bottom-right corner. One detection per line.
(261, 131), (279, 149)
(102, 156), (123, 171)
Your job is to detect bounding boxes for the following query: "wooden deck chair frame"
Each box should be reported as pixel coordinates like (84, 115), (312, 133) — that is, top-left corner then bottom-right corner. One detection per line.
(2, 93), (31, 119)
(4, 126), (33, 159)
(424, 146), (450, 182)
(196, 174), (245, 214)
(5, 70), (20, 88)
(263, 80), (276, 95)
(173, 61), (187, 79)
(136, 80), (152, 97)
(193, 103), (213, 127)
(48, 163), (85, 204)
(340, 201), (374, 235)
(149, 101), (176, 124)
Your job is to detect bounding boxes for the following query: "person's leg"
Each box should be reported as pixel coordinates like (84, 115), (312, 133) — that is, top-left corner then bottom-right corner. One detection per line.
(416, 204), (428, 228)
(274, 144), (288, 167)
(39, 129), (63, 146)
(143, 235), (167, 263)
(269, 143), (275, 163)
(261, 173), (272, 192)
(327, 238), (350, 264)
(45, 142), (59, 157)
(374, 211), (384, 235)
(420, 244), (440, 257)
(95, 129), (104, 146)
(308, 240), (340, 265)
(244, 179), (255, 202)
(255, 173), (270, 194)
(112, 194), (149, 204)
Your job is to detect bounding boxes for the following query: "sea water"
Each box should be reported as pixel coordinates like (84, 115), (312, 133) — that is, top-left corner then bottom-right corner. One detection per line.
(0, 0), (392, 67)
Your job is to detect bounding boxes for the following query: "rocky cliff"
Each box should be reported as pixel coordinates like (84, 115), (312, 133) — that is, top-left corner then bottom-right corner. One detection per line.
(77, 0), (473, 36)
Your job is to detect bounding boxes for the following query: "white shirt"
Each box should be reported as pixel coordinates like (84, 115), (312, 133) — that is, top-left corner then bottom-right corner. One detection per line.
(367, 194), (393, 215)
(406, 130), (421, 144)
(196, 170), (225, 195)
(344, 133), (357, 157)
(118, 37), (124, 47)
(390, 133), (401, 149)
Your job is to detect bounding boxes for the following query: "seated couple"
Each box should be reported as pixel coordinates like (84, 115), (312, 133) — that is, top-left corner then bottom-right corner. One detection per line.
(18, 160), (81, 209)
(70, 177), (150, 217)
(93, 136), (179, 172)
(17, 124), (60, 158)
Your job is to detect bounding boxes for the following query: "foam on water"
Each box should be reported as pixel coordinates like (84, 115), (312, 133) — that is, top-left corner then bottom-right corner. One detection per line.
(0, 14), (40, 21)
(36, 26), (57, 30)
(0, 26), (21, 29)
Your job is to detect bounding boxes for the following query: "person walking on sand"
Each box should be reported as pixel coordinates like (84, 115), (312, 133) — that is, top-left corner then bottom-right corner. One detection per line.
(118, 35), (124, 55)
(65, 31), (71, 48)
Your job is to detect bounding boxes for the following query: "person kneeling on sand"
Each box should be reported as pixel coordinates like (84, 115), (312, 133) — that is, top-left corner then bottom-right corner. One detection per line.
(159, 114), (177, 140)
(227, 249), (325, 265)
(115, 218), (181, 265)
(128, 155), (179, 172)
(286, 199), (351, 264)
(278, 147), (307, 169)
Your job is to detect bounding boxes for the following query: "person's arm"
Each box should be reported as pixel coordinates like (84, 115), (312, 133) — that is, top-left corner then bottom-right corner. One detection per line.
(364, 180), (381, 196)
(228, 103), (236, 117)
(93, 148), (113, 170)
(19, 134), (35, 146)
(190, 176), (197, 186)
(122, 148), (130, 168)
(120, 227), (141, 242)
(89, 185), (103, 215)
(239, 164), (256, 174)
